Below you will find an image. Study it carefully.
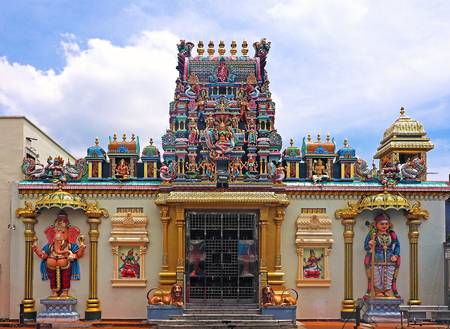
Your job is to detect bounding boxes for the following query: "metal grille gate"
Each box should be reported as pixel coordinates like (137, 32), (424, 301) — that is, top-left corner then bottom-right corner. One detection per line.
(186, 211), (259, 304)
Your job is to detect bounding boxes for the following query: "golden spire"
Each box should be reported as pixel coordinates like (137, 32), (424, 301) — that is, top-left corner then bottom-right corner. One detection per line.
(326, 133), (330, 142)
(307, 133), (311, 142)
(131, 133), (135, 141)
(95, 137), (99, 146)
(218, 40), (225, 56)
(343, 138), (349, 147)
(122, 133), (127, 141)
(197, 41), (205, 56)
(113, 133), (117, 141)
(207, 40), (215, 57)
(230, 40), (237, 56)
(149, 138), (153, 145)
(400, 106), (405, 116)
(317, 133), (321, 142)
(242, 40), (248, 56)
(290, 138), (294, 147)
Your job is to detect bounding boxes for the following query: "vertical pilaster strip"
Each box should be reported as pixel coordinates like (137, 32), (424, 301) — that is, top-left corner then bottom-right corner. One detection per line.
(175, 207), (185, 284)
(160, 206), (170, 272)
(259, 207), (268, 272)
(407, 214), (421, 305)
(85, 203), (108, 320)
(341, 218), (356, 316)
(273, 207), (285, 272)
(16, 202), (37, 321)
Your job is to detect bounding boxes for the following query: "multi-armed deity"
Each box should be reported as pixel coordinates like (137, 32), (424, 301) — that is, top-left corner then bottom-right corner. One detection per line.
(364, 213), (401, 299)
(32, 211), (86, 298)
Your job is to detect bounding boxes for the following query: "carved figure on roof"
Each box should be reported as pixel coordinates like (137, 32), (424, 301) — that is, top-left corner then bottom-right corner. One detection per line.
(253, 38), (271, 78)
(379, 161), (401, 188)
(217, 59), (229, 82)
(185, 74), (202, 98)
(229, 158), (244, 181)
(247, 118), (258, 145)
(188, 119), (199, 145)
(355, 158), (378, 181)
(231, 115), (241, 133)
(115, 159), (130, 180)
(186, 156), (199, 178)
(400, 157), (426, 180)
(22, 156), (86, 181)
(364, 213), (401, 299)
(160, 161), (177, 183)
(200, 158), (216, 181)
(268, 162), (285, 184)
(176, 40), (194, 78)
(245, 73), (260, 99)
(175, 78), (185, 96)
(244, 156), (259, 180)
(312, 159), (329, 184)
(32, 211), (86, 298)
(46, 156), (64, 179)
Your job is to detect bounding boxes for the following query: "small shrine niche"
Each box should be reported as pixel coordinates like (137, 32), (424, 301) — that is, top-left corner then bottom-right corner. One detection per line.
(283, 138), (302, 180)
(336, 139), (357, 180)
(302, 133), (337, 182)
(86, 138), (106, 179)
(296, 208), (333, 287)
(107, 133), (139, 180)
(141, 138), (160, 179)
(109, 207), (149, 287)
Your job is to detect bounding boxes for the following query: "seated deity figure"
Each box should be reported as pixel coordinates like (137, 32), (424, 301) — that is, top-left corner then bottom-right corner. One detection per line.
(115, 159), (130, 179)
(32, 211), (86, 298)
(364, 213), (401, 298)
(312, 159), (329, 183)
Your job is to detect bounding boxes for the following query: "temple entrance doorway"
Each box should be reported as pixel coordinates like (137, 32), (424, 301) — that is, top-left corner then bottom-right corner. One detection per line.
(185, 211), (259, 305)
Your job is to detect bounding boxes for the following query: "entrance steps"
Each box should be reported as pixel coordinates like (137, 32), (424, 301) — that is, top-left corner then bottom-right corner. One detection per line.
(148, 305), (298, 328)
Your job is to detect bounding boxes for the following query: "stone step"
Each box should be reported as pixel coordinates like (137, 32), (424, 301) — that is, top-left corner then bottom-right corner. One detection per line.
(170, 314), (274, 320)
(149, 319), (297, 329)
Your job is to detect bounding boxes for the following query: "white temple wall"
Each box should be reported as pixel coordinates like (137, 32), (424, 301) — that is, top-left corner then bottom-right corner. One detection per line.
(283, 197), (446, 319)
(9, 195), (446, 319)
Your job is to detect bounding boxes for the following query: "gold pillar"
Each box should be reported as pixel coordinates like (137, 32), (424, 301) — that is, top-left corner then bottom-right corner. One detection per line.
(16, 202), (37, 320)
(175, 207), (185, 284)
(160, 206), (170, 272)
(407, 213), (421, 305)
(85, 202), (108, 320)
(341, 218), (356, 314)
(259, 208), (268, 273)
(268, 207), (285, 289)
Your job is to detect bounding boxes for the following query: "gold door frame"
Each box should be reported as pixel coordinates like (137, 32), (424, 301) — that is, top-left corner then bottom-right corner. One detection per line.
(155, 192), (289, 294)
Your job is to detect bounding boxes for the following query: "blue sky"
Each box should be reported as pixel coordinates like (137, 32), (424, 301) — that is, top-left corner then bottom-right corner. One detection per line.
(0, 0), (449, 180)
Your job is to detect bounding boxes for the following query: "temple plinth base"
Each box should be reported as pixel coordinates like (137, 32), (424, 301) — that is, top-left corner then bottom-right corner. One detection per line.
(362, 298), (403, 323)
(37, 298), (79, 324)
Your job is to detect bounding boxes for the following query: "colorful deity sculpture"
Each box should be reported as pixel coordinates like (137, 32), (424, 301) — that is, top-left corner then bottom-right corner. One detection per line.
(120, 249), (140, 278)
(364, 213), (401, 298)
(32, 211), (86, 298)
(115, 159), (130, 180)
(200, 158), (216, 181)
(229, 158), (244, 181)
(312, 159), (329, 184)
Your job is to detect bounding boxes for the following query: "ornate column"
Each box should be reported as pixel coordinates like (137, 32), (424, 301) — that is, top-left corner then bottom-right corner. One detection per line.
(160, 206), (170, 272)
(175, 206), (185, 285)
(406, 202), (429, 305)
(268, 207), (285, 289)
(84, 202), (108, 320)
(259, 207), (269, 287)
(16, 201), (37, 321)
(335, 202), (359, 319)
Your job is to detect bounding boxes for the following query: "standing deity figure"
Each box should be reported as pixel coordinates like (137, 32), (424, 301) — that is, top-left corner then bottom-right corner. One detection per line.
(312, 159), (329, 183)
(364, 213), (401, 298)
(188, 119), (199, 145)
(200, 158), (216, 181)
(32, 211), (86, 298)
(247, 119), (258, 145)
(229, 158), (244, 181)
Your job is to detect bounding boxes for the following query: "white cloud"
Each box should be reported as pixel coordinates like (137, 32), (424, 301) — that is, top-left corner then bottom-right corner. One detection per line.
(0, 30), (179, 157)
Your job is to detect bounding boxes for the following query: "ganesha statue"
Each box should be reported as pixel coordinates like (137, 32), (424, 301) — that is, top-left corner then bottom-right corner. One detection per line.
(32, 211), (86, 298)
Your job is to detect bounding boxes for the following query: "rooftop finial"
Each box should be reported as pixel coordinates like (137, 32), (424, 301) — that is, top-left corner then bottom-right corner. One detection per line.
(343, 138), (349, 147)
(197, 41), (204, 56)
(95, 137), (99, 146)
(218, 40), (225, 56)
(131, 133), (135, 141)
(122, 133), (127, 141)
(400, 106), (405, 116)
(149, 138), (153, 145)
(230, 41), (237, 56)
(242, 40), (248, 56)
(326, 133), (330, 142)
(113, 133), (117, 141)
(317, 133), (321, 142)
(307, 133), (312, 142)
(290, 138), (294, 147)
(207, 41), (215, 57)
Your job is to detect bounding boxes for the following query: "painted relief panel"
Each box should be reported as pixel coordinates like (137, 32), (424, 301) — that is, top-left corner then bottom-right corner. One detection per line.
(296, 208), (333, 287)
(109, 207), (149, 287)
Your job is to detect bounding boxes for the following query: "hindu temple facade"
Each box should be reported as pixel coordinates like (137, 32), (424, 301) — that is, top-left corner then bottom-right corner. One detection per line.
(10, 39), (450, 322)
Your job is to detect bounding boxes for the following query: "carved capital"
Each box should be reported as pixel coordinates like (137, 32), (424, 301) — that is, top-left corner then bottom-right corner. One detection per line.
(85, 201), (109, 219)
(16, 201), (36, 219)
